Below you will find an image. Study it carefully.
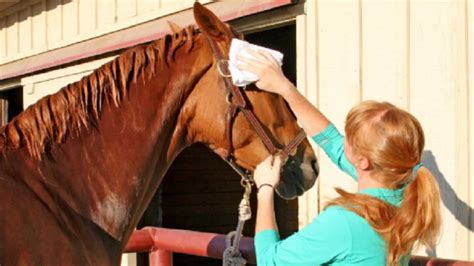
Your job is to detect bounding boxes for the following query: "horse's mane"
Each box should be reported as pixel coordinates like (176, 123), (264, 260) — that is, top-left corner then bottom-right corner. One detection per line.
(1, 25), (199, 160)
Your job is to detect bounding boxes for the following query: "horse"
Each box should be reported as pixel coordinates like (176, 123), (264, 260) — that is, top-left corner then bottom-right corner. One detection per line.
(0, 3), (318, 265)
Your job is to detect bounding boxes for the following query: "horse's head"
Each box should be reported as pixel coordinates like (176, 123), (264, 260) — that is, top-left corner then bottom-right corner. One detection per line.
(177, 3), (319, 199)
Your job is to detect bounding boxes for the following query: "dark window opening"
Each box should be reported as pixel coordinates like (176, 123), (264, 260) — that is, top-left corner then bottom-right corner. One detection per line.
(0, 87), (23, 126)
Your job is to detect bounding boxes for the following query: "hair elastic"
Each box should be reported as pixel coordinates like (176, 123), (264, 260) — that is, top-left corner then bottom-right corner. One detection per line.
(413, 162), (423, 174)
(406, 162), (423, 184)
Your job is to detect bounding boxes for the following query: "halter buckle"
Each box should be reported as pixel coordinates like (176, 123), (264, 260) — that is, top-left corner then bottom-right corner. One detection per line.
(217, 59), (232, 78)
(273, 149), (289, 165)
(226, 93), (232, 104)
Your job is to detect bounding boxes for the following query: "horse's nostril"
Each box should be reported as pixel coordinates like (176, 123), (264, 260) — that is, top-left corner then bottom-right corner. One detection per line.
(311, 159), (319, 175)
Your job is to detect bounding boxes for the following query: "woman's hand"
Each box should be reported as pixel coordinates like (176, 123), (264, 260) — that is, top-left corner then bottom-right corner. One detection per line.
(253, 155), (282, 191)
(236, 49), (294, 96)
(254, 155), (281, 233)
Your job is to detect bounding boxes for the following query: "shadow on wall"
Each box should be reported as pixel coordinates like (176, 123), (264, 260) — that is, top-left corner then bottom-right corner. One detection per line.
(422, 150), (473, 256)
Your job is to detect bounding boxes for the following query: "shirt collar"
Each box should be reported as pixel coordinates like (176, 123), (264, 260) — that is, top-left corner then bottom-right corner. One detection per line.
(358, 186), (406, 207)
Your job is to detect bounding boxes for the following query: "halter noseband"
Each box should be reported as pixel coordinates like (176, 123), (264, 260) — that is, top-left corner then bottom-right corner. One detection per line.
(203, 29), (307, 180)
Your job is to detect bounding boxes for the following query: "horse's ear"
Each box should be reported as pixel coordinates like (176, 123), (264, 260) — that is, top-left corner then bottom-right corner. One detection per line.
(167, 21), (182, 34)
(193, 2), (231, 40)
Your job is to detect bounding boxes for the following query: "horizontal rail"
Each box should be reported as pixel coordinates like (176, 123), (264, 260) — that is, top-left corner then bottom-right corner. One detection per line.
(410, 255), (474, 266)
(124, 227), (256, 264)
(124, 227), (474, 266)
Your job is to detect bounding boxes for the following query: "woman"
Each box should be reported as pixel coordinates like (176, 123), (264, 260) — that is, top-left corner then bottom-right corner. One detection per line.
(237, 50), (441, 265)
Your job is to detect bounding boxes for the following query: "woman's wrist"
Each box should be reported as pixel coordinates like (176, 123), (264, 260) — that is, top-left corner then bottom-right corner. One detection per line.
(278, 80), (297, 100)
(257, 183), (274, 192)
(257, 184), (274, 199)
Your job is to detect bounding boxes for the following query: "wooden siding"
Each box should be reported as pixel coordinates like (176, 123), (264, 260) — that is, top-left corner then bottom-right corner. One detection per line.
(0, 0), (204, 64)
(297, 0), (473, 261)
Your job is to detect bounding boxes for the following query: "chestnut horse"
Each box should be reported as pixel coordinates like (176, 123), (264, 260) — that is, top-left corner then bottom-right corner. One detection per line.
(0, 3), (318, 265)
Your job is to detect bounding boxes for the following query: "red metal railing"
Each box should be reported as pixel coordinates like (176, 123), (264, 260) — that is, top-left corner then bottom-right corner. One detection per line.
(124, 227), (474, 266)
(124, 227), (255, 265)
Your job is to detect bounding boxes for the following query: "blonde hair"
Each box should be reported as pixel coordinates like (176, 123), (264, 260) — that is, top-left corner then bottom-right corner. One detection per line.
(325, 101), (441, 265)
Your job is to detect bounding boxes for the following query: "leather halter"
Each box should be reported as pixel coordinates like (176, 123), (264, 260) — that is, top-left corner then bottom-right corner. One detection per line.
(204, 29), (307, 179)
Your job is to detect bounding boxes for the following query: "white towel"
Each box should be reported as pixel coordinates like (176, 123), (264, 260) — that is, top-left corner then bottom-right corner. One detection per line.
(228, 38), (284, 87)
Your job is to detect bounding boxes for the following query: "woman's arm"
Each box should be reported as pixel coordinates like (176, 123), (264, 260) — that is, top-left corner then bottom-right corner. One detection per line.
(253, 156), (281, 233)
(255, 186), (277, 233)
(277, 81), (330, 137)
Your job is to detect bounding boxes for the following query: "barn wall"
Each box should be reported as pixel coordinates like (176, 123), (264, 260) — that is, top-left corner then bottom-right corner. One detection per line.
(0, 0), (206, 65)
(297, 0), (473, 261)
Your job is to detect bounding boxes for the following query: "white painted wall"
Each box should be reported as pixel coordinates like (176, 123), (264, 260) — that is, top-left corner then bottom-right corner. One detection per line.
(0, 0), (207, 64)
(297, 0), (473, 261)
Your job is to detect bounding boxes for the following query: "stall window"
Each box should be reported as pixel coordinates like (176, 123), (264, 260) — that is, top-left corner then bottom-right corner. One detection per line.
(0, 87), (23, 126)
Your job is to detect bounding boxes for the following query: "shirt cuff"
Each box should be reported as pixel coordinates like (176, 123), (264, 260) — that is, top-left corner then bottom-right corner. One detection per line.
(311, 123), (339, 145)
(254, 229), (280, 250)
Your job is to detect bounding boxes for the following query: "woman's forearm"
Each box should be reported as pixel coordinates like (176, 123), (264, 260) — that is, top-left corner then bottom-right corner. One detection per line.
(255, 186), (278, 233)
(279, 80), (331, 137)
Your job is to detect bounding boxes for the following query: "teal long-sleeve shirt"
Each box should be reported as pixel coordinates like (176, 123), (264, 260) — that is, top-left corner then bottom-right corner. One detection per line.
(254, 123), (409, 266)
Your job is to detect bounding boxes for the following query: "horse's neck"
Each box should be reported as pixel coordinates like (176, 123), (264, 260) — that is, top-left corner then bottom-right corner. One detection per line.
(25, 69), (191, 243)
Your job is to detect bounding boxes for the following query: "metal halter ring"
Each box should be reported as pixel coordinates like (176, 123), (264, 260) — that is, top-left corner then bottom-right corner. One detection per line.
(217, 59), (232, 78)
(273, 149), (289, 165)
(240, 177), (254, 188)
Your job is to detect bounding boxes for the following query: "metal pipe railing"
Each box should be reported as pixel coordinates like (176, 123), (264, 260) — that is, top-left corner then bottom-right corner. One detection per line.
(124, 227), (474, 266)
(124, 227), (256, 265)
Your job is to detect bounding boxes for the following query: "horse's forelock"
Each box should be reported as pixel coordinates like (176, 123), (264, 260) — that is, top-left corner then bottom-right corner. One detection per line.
(2, 25), (200, 160)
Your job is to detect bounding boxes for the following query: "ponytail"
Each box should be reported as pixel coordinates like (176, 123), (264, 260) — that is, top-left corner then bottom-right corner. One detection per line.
(384, 166), (441, 264)
(325, 166), (441, 265)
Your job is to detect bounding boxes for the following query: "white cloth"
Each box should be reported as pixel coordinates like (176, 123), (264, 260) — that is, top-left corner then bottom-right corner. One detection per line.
(228, 38), (284, 87)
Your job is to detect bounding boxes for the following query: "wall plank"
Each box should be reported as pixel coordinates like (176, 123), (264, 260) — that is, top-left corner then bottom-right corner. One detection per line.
(467, 0), (474, 259)
(31, 1), (46, 51)
(117, 0), (136, 21)
(18, 7), (31, 53)
(46, 0), (62, 45)
(361, 1), (408, 108)
(6, 13), (18, 57)
(317, 0), (360, 203)
(410, 0), (469, 259)
(78, 0), (96, 34)
(160, 0), (181, 9)
(296, 0), (320, 227)
(62, 0), (79, 40)
(97, 0), (116, 26)
(137, 0), (159, 15)
(0, 17), (6, 59)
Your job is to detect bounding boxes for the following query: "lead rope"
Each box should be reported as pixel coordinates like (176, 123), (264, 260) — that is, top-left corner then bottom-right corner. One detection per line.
(222, 162), (253, 266)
